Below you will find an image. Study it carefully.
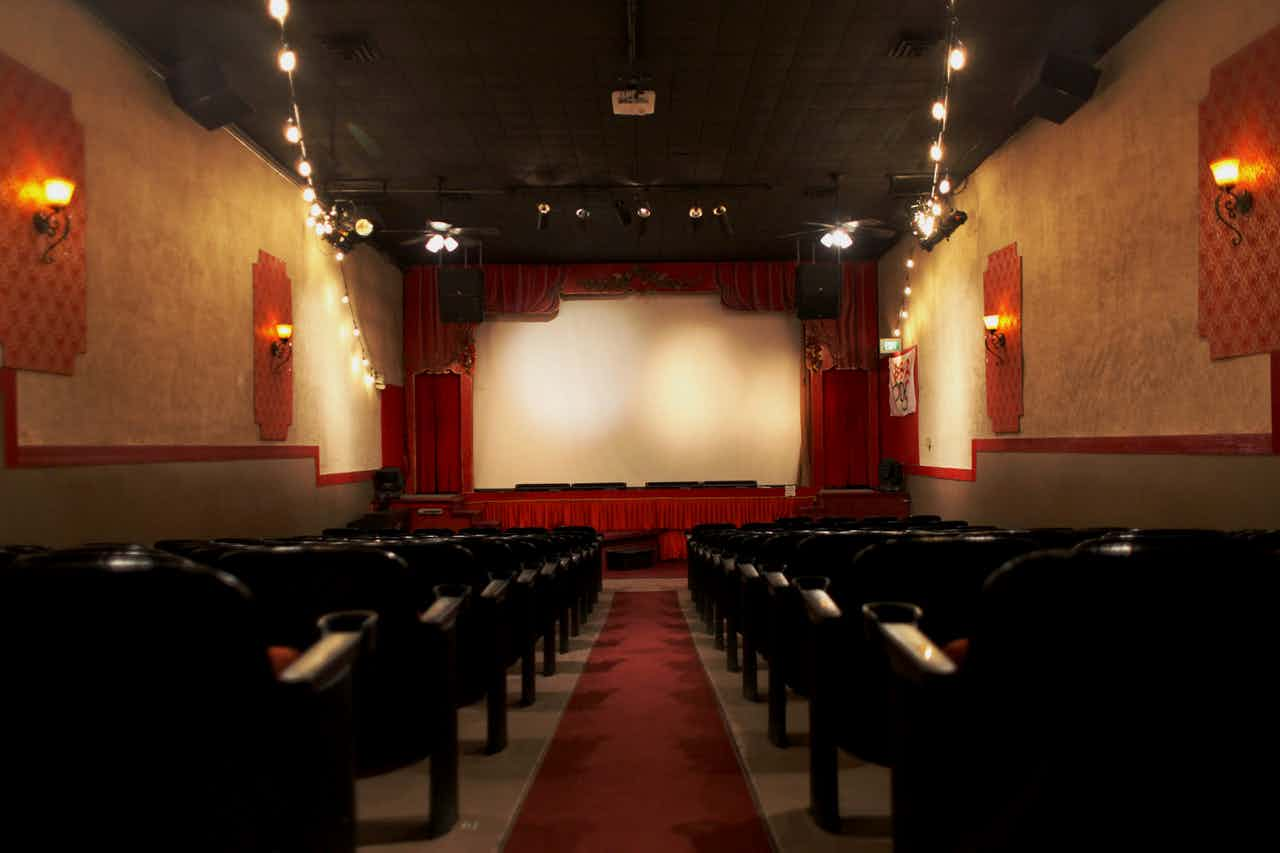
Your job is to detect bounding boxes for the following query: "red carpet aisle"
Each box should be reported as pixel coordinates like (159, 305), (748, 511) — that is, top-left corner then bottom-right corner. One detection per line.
(604, 559), (689, 580)
(503, 591), (773, 852)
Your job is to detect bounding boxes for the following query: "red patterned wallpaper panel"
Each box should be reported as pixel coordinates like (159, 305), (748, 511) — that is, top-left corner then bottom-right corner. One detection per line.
(0, 51), (87, 375)
(1198, 22), (1280, 360)
(984, 243), (1023, 434)
(252, 251), (293, 441)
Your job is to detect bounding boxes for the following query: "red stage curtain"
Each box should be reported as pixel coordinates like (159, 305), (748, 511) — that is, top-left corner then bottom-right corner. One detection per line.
(414, 373), (462, 493)
(821, 370), (871, 488)
(805, 261), (877, 370)
(716, 262), (796, 311)
(379, 384), (406, 472)
(468, 494), (806, 534)
(485, 265), (565, 316)
(403, 267), (475, 374)
(561, 263), (719, 294)
(657, 531), (687, 561)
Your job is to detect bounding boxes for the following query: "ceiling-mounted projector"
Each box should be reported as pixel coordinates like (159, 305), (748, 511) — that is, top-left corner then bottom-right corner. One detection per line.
(612, 88), (656, 116)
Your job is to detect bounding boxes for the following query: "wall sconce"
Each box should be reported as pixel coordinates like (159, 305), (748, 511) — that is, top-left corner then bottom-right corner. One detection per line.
(32, 178), (76, 264)
(271, 323), (294, 367)
(1209, 158), (1253, 246)
(984, 314), (1006, 362)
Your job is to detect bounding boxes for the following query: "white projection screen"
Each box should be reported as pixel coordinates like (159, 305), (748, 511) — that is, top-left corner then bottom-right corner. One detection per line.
(473, 293), (804, 487)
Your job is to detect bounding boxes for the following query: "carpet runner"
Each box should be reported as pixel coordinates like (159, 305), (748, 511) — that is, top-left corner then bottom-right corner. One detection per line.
(503, 590), (773, 852)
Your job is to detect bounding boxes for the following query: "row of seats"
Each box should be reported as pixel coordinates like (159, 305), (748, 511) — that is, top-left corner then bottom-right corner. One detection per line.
(686, 519), (1280, 851)
(2, 524), (603, 852)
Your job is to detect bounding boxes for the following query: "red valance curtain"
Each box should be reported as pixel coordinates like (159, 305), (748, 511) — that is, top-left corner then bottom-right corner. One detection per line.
(403, 267), (475, 374)
(485, 265), (565, 316)
(414, 372), (463, 493)
(716, 262), (796, 311)
(821, 369), (871, 487)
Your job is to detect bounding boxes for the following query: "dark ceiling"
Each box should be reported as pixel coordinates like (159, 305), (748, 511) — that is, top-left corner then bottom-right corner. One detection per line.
(82, 0), (1162, 267)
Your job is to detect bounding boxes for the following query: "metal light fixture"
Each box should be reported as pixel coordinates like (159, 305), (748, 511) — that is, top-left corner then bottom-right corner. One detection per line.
(271, 322), (294, 367)
(713, 203), (733, 236)
(1209, 158), (1253, 247)
(984, 314), (1006, 362)
(354, 217), (374, 237)
(537, 201), (551, 230)
(33, 178), (76, 264)
(689, 204), (704, 233)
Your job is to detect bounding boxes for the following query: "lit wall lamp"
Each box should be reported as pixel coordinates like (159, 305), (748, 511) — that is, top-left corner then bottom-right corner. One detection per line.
(271, 323), (294, 367)
(1210, 158), (1253, 246)
(32, 178), (76, 264)
(984, 314), (1006, 362)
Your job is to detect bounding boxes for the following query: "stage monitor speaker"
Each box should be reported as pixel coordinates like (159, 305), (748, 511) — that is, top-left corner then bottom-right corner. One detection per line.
(1015, 53), (1100, 125)
(438, 268), (485, 323)
(796, 264), (841, 320)
(165, 55), (251, 130)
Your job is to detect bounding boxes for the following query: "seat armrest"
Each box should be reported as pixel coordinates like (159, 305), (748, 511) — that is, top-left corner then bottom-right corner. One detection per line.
(864, 602), (956, 681)
(481, 578), (510, 602)
(764, 571), (789, 594)
(421, 594), (466, 631)
(801, 587), (842, 625)
(739, 562), (760, 581)
(279, 630), (364, 692)
(516, 568), (539, 585)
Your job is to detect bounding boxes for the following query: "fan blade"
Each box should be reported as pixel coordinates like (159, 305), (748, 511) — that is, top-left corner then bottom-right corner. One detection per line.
(451, 226), (501, 236)
(803, 221), (839, 230)
(398, 235), (426, 246)
(776, 229), (823, 240)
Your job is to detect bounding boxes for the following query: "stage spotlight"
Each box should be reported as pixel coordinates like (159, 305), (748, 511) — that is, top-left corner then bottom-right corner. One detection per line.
(614, 200), (632, 227)
(636, 202), (652, 219)
(537, 201), (551, 231)
(575, 206), (591, 232)
(689, 204), (704, 233)
(713, 204), (733, 236)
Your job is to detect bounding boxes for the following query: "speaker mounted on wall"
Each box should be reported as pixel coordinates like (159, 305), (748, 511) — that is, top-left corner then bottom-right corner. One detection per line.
(438, 268), (485, 323)
(796, 264), (842, 320)
(166, 55), (251, 130)
(1015, 53), (1101, 125)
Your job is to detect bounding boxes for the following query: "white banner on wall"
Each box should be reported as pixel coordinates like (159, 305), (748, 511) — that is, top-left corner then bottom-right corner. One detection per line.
(888, 348), (917, 417)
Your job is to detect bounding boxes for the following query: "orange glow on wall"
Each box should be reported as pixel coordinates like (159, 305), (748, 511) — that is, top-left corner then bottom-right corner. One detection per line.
(41, 178), (75, 207)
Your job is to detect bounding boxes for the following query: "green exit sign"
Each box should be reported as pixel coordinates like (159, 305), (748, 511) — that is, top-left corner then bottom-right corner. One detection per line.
(879, 337), (903, 355)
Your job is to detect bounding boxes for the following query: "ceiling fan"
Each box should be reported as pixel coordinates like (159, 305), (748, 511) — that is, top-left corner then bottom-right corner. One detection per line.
(777, 173), (897, 249)
(383, 177), (502, 254)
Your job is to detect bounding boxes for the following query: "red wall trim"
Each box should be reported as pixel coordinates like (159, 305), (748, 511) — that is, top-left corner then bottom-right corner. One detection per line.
(1, 368), (371, 487)
(908, 432), (1274, 483)
(1273, 351), (1279, 455)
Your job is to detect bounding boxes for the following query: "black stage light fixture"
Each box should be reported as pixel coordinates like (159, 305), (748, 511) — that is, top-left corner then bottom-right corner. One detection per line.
(575, 206), (591, 232)
(688, 204), (704, 233)
(614, 200), (632, 227)
(635, 201), (652, 237)
(713, 203), (732, 236)
(920, 209), (968, 251)
(536, 201), (550, 230)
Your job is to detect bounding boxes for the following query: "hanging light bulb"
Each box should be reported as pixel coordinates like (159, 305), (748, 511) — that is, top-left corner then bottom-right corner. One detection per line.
(305, 216), (316, 228)
(352, 326), (361, 337)
(341, 294), (350, 304)
(364, 372), (375, 386)
(309, 202), (323, 217)
(949, 44), (967, 71)
(426, 234), (446, 253)
(905, 258), (915, 269)
(284, 118), (301, 144)
(931, 100), (947, 121)
(938, 176), (953, 195)
(893, 327), (901, 337)
(297, 159), (312, 177)
(443, 235), (459, 253)
(362, 356), (370, 367)
(931, 200), (943, 216)
(900, 309), (909, 319)
(302, 186), (316, 203)
(919, 216), (936, 238)
(314, 222), (325, 236)
(930, 143), (944, 162)
(335, 251), (344, 262)
(323, 221), (334, 235)
(268, 0), (289, 23)
(354, 218), (374, 237)
(277, 47), (297, 73)
(904, 286), (912, 295)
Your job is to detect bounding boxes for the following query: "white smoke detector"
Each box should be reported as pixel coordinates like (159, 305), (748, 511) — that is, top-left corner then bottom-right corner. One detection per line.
(611, 88), (656, 116)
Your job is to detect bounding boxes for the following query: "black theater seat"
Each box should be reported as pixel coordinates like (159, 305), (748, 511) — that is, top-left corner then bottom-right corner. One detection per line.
(797, 532), (1040, 831)
(867, 536), (1280, 852)
(6, 545), (365, 852)
(217, 544), (467, 837)
(0, 544), (47, 568)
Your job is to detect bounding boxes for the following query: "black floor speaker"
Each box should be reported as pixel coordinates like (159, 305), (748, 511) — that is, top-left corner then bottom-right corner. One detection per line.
(165, 55), (251, 130)
(796, 264), (842, 320)
(438, 268), (485, 323)
(1015, 53), (1101, 125)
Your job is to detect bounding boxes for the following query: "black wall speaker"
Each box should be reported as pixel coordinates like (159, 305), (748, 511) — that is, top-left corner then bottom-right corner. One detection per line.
(1015, 53), (1101, 125)
(438, 268), (485, 323)
(165, 55), (251, 130)
(796, 264), (841, 320)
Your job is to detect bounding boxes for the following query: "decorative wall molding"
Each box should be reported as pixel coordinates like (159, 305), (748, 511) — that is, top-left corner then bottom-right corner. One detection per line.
(0, 50), (87, 375)
(1, 368), (370, 486)
(983, 243), (1022, 433)
(252, 250), (293, 441)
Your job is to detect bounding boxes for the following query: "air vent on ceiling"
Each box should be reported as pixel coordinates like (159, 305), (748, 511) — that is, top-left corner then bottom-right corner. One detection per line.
(888, 173), (935, 197)
(319, 32), (382, 63)
(889, 33), (940, 58)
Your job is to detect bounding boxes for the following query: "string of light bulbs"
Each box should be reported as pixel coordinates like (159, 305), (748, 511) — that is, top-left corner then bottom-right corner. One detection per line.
(267, 0), (381, 388)
(909, 0), (967, 245)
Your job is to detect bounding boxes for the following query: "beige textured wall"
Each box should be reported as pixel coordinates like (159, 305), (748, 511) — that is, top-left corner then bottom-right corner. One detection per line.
(879, 0), (1277, 472)
(0, 0), (401, 475)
